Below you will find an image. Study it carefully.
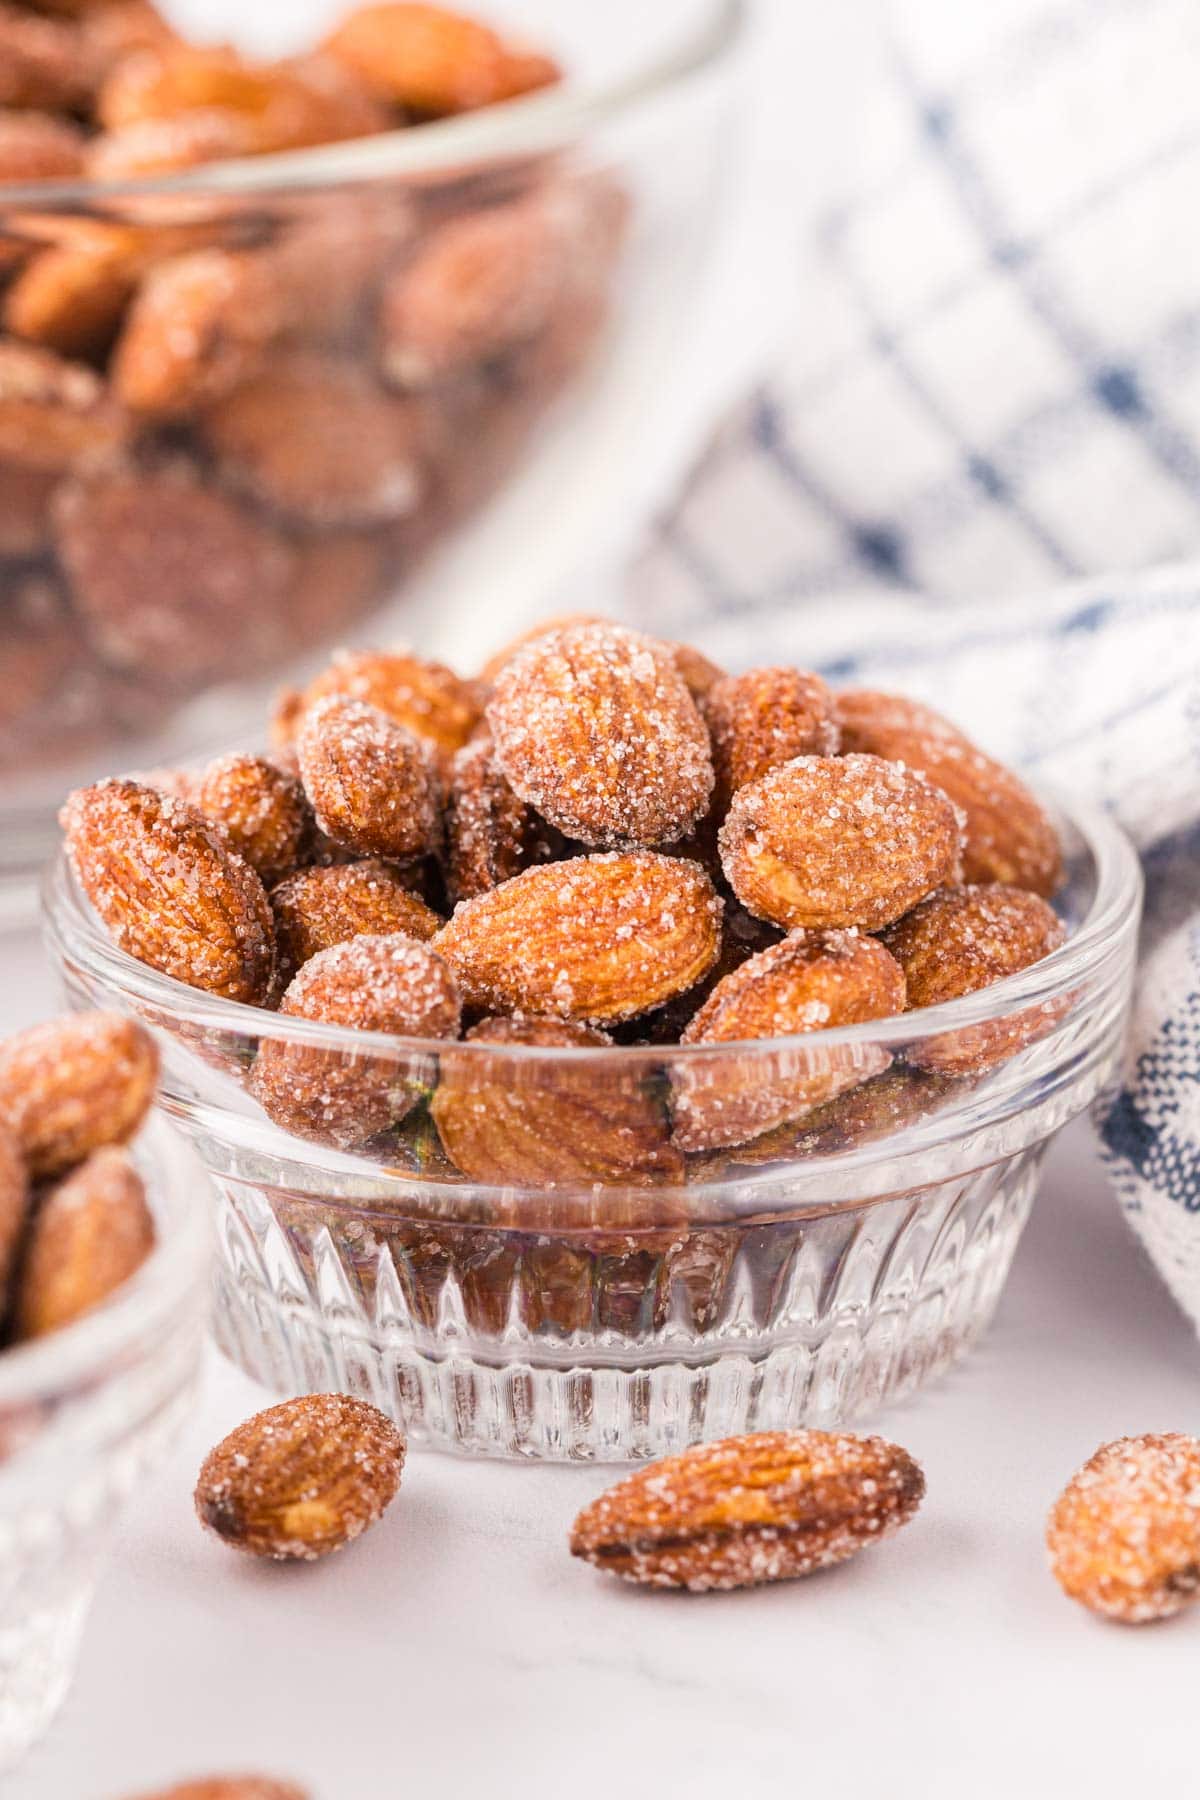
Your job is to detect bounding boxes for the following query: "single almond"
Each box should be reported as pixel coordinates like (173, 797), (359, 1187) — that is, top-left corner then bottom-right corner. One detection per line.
(1047, 1434), (1200, 1624)
(195, 1393), (404, 1561)
(196, 753), (310, 887)
(433, 852), (722, 1024)
(270, 858), (441, 984)
(14, 1146), (155, 1341)
(570, 1429), (925, 1590)
(297, 694), (441, 860)
(881, 882), (1067, 1073)
(322, 2), (560, 115)
(719, 753), (961, 932)
(297, 647), (482, 760)
(671, 929), (906, 1151)
(444, 730), (562, 904)
(487, 621), (714, 850)
(835, 690), (1063, 897)
(251, 932), (460, 1147)
(61, 779), (276, 1005)
(703, 666), (840, 806)
(431, 1015), (684, 1190)
(0, 1011), (158, 1178)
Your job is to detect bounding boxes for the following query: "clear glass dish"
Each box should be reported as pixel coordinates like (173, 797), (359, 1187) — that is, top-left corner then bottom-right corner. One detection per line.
(0, 1113), (209, 1770)
(0, 0), (745, 903)
(43, 797), (1139, 1462)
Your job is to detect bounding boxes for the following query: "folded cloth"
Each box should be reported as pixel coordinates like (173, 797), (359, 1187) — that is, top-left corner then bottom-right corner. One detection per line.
(629, 0), (1200, 1326)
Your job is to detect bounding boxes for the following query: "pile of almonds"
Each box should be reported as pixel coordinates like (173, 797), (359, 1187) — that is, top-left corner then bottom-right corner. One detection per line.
(0, 3), (624, 771)
(0, 1009), (158, 1343)
(62, 615), (1070, 1179)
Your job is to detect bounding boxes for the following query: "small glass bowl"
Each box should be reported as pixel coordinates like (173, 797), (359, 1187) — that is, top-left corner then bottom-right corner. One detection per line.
(0, 0), (745, 900)
(0, 1114), (209, 1770)
(43, 796), (1139, 1462)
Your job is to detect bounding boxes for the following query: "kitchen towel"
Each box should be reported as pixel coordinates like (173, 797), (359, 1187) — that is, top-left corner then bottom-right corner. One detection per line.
(630, 0), (1200, 1325)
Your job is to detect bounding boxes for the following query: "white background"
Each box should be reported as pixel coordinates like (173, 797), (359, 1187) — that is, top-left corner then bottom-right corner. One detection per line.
(6, 2), (1200, 1794)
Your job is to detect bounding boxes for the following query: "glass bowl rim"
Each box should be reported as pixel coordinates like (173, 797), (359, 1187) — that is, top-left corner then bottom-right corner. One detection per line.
(0, 1112), (209, 1409)
(0, 0), (747, 210)
(41, 787), (1142, 1067)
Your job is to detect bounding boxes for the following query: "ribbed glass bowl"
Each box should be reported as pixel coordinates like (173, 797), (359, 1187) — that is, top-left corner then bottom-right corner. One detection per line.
(43, 797), (1139, 1461)
(0, 0), (744, 900)
(0, 1114), (209, 1771)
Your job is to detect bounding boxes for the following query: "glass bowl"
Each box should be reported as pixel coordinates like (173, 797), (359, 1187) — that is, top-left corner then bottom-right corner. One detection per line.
(0, 1113), (209, 1770)
(43, 796), (1139, 1462)
(0, 0), (745, 901)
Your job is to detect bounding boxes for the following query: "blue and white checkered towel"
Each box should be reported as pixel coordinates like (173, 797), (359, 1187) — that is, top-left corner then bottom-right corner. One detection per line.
(630, 0), (1200, 1327)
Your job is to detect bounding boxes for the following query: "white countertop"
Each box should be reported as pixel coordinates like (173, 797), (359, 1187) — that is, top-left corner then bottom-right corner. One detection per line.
(3, 923), (1198, 1799)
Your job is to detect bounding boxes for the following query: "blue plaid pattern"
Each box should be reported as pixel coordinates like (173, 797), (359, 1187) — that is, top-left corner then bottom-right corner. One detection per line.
(629, 0), (1200, 1326)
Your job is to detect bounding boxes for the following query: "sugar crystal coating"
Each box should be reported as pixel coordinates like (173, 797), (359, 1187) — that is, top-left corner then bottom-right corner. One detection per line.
(720, 752), (962, 932)
(704, 665), (840, 805)
(1047, 1433), (1200, 1623)
(297, 693), (441, 860)
(570, 1429), (925, 1591)
(487, 621), (714, 850)
(270, 858), (441, 982)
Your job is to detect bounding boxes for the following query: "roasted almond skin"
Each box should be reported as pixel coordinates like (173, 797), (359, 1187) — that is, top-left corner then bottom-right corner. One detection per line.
(444, 730), (562, 904)
(62, 780), (276, 1005)
(14, 1146), (155, 1341)
(251, 933), (460, 1147)
(882, 882), (1066, 1074)
(297, 694), (441, 860)
(431, 1015), (684, 1190)
(487, 621), (714, 850)
(121, 1781), (310, 1800)
(297, 647), (482, 760)
(671, 930), (906, 1152)
(719, 753), (962, 932)
(195, 1393), (404, 1561)
(1047, 1434), (1200, 1623)
(0, 1011), (158, 1178)
(196, 753), (310, 887)
(433, 852), (723, 1024)
(270, 858), (441, 983)
(835, 689), (1062, 898)
(570, 1430), (925, 1591)
(704, 666), (839, 806)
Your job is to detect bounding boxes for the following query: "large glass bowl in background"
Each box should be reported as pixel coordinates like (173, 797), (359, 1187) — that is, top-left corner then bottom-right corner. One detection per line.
(0, 1115), (209, 1771)
(44, 797), (1140, 1463)
(0, 0), (745, 901)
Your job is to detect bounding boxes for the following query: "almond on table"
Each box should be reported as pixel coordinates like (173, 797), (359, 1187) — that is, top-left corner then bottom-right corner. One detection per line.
(195, 1393), (404, 1561)
(570, 1430), (925, 1591)
(1047, 1434), (1200, 1623)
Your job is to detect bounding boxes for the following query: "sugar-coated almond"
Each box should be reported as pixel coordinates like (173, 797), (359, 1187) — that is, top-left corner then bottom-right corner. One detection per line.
(671, 929), (905, 1151)
(195, 1393), (403, 1561)
(110, 248), (285, 418)
(571, 1429), (925, 1591)
(881, 882), (1067, 1074)
(704, 666), (839, 805)
(251, 933), (459, 1146)
(297, 694), (441, 860)
(444, 730), (561, 903)
(14, 1146), (155, 1341)
(196, 754), (310, 887)
(297, 647), (482, 759)
(61, 779), (276, 1004)
(1047, 1434), (1200, 1624)
(55, 464), (293, 683)
(322, 2), (559, 115)
(201, 354), (427, 527)
(0, 1011), (158, 1177)
(487, 621), (714, 849)
(270, 858), (442, 983)
(433, 852), (722, 1024)
(720, 753), (962, 932)
(431, 1015), (684, 1188)
(835, 690), (1062, 897)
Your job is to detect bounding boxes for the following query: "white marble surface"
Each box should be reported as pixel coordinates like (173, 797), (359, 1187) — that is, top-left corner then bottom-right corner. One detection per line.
(3, 922), (1198, 1799)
